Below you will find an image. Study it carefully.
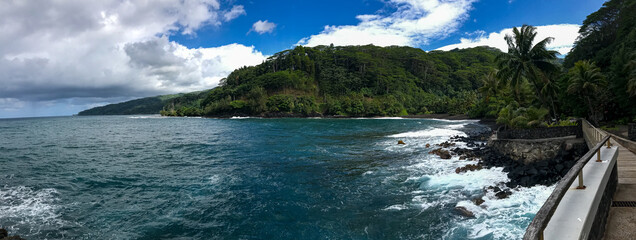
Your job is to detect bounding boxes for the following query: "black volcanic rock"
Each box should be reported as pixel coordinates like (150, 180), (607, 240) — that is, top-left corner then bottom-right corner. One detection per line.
(448, 129), (587, 188)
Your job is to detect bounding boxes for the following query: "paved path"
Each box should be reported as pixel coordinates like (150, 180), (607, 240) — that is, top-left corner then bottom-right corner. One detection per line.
(604, 139), (636, 240)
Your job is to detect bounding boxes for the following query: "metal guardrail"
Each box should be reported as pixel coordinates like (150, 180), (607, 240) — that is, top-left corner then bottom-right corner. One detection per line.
(524, 119), (612, 240)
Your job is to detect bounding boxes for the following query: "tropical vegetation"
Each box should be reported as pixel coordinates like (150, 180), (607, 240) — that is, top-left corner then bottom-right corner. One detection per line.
(80, 0), (636, 129)
(162, 45), (500, 117)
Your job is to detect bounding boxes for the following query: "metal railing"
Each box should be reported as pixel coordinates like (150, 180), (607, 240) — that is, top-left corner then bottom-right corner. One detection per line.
(524, 119), (612, 240)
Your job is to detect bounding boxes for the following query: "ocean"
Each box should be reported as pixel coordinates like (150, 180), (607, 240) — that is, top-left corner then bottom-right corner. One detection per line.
(0, 116), (553, 239)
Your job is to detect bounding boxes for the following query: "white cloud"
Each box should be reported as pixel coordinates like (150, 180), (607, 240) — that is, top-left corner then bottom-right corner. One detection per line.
(297, 0), (476, 47)
(250, 20), (277, 34)
(223, 5), (246, 22)
(0, 0), (264, 117)
(123, 37), (266, 91)
(436, 24), (581, 55)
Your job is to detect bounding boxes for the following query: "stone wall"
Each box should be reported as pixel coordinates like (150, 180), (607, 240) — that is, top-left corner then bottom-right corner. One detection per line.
(497, 124), (582, 140)
(629, 123), (636, 141)
(588, 163), (618, 240)
(489, 136), (587, 165)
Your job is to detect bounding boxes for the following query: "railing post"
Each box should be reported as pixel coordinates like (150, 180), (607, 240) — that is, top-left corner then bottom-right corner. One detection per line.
(576, 170), (586, 189)
(607, 138), (611, 148)
(539, 230), (544, 240)
(596, 149), (602, 162)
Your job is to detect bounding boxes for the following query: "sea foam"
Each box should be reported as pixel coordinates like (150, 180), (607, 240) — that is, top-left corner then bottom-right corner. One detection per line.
(0, 186), (65, 234)
(388, 128), (466, 138)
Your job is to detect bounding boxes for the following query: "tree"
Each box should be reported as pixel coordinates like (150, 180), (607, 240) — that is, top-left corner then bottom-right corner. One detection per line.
(478, 70), (501, 103)
(626, 53), (636, 97)
(496, 25), (559, 115)
(567, 60), (607, 124)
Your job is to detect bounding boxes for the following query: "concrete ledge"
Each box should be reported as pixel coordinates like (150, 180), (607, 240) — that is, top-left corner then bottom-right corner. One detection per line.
(544, 145), (619, 239)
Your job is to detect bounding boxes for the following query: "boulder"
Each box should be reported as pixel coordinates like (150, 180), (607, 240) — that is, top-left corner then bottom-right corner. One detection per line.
(455, 163), (483, 173)
(429, 148), (452, 159)
(495, 190), (512, 199)
(472, 197), (485, 206)
(437, 141), (456, 148)
(454, 206), (475, 218)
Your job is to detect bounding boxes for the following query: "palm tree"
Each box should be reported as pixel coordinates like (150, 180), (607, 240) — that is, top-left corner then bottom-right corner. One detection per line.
(567, 60), (607, 124)
(626, 53), (636, 97)
(540, 71), (561, 119)
(478, 70), (500, 103)
(496, 25), (559, 114)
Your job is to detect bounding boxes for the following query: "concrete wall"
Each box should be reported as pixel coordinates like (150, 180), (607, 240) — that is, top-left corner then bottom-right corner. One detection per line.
(588, 163), (617, 240)
(543, 145), (619, 240)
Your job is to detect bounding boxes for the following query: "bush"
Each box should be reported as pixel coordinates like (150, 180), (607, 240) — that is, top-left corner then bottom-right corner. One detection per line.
(230, 100), (247, 109)
(497, 103), (549, 129)
(293, 96), (318, 115)
(547, 118), (578, 127)
(266, 94), (295, 112)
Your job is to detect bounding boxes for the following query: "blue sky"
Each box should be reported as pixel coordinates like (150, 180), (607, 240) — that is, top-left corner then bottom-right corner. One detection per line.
(172, 0), (604, 55)
(0, 0), (606, 118)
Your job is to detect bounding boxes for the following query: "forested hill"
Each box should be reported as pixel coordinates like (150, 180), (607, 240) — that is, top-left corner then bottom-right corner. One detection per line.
(77, 93), (203, 116)
(562, 0), (636, 119)
(159, 45), (501, 117)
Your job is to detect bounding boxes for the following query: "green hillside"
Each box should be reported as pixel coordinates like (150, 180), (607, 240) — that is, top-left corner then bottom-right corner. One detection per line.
(77, 93), (193, 116)
(562, 0), (636, 119)
(160, 45), (501, 117)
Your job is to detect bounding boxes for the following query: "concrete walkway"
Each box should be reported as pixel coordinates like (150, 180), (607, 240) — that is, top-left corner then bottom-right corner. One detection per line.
(603, 140), (636, 240)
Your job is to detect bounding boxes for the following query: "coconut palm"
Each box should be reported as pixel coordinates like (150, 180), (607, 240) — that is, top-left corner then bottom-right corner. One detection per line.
(478, 70), (500, 103)
(626, 54), (636, 97)
(496, 25), (559, 111)
(567, 60), (607, 124)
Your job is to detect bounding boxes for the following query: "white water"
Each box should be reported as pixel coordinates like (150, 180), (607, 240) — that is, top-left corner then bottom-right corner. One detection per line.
(380, 120), (554, 239)
(0, 186), (66, 235)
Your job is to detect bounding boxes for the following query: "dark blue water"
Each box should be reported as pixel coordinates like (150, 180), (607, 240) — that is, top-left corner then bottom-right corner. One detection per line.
(0, 116), (552, 239)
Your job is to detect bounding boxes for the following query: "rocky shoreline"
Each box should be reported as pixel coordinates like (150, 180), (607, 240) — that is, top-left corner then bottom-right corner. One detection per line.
(424, 126), (587, 217)
(447, 130), (585, 188)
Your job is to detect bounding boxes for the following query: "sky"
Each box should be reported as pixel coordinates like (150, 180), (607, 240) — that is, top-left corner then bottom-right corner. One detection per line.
(0, 0), (606, 118)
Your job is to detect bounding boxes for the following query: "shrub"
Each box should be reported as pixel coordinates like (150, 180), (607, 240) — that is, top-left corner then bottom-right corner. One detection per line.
(266, 94), (295, 112)
(497, 103), (549, 129)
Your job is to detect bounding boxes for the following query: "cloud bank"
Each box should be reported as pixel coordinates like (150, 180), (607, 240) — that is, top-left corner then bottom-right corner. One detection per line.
(298, 0), (476, 47)
(436, 24), (581, 55)
(0, 0), (265, 117)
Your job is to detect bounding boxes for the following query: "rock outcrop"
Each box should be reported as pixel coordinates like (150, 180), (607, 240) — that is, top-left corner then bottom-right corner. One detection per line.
(454, 206), (475, 218)
(429, 148), (452, 159)
(448, 131), (587, 188)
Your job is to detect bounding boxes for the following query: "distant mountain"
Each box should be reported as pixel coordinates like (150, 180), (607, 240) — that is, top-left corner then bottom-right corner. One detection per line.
(77, 93), (199, 116)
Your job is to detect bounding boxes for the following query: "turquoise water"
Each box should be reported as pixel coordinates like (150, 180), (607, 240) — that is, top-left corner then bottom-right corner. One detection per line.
(0, 116), (552, 239)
